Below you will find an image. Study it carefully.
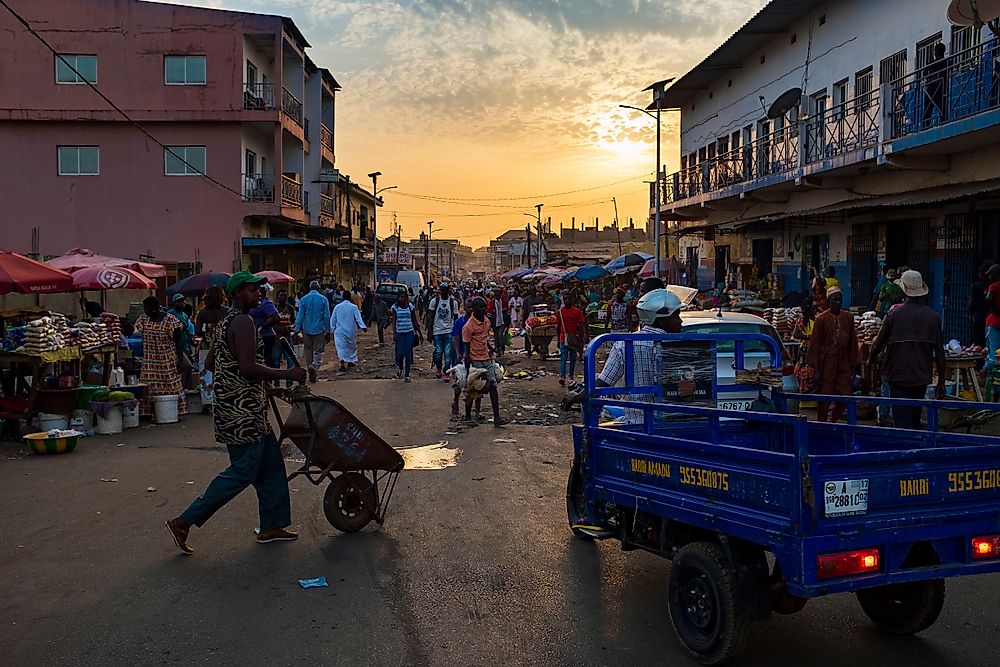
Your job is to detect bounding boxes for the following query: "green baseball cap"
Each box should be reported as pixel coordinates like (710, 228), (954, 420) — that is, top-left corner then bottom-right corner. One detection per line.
(226, 271), (267, 296)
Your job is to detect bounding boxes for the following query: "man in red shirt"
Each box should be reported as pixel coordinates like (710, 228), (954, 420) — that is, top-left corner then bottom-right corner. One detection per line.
(986, 264), (1000, 371)
(462, 297), (507, 426)
(557, 292), (589, 385)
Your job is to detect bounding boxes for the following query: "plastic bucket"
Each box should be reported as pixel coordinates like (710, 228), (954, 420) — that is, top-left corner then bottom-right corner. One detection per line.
(96, 405), (123, 435)
(71, 409), (94, 430)
(122, 404), (140, 429)
(186, 390), (203, 415)
(153, 395), (179, 424)
(38, 413), (69, 431)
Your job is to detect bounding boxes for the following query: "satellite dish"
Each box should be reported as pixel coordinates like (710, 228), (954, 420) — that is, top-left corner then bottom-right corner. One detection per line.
(948, 0), (1000, 25)
(767, 87), (802, 120)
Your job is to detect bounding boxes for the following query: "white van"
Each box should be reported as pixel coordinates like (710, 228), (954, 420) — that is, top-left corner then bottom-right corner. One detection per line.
(395, 270), (425, 294)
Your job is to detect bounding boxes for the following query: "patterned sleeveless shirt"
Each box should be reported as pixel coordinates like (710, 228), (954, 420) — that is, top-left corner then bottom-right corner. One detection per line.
(212, 308), (269, 445)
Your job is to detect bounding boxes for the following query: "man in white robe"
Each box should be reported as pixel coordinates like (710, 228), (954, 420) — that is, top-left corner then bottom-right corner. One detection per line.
(330, 290), (367, 371)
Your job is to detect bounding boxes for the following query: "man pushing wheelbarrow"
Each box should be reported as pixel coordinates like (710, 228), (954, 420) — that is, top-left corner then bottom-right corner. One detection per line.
(165, 272), (306, 555)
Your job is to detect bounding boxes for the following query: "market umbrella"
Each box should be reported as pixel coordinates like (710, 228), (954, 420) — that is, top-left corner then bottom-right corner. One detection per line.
(255, 270), (295, 284)
(0, 249), (75, 295)
(71, 265), (156, 290)
(563, 264), (610, 283)
(166, 271), (231, 297)
(604, 252), (653, 275)
(48, 247), (166, 278)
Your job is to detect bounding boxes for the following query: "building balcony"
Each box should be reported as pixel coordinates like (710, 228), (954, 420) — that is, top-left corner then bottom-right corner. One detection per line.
(320, 123), (332, 150)
(655, 39), (1000, 214)
(244, 83), (277, 111)
(320, 193), (334, 219)
(281, 174), (303, 208)
(243, 173), (275, 202)
(281, 87), (303, 127)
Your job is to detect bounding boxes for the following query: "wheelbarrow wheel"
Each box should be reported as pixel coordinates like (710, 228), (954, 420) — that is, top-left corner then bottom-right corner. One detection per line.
(856, 579), (945, 635)
(667, 541), (751, 665)
(324, 472), (377, 532)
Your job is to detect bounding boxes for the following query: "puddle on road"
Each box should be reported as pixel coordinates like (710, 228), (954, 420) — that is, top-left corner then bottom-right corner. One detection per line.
(395, 441), (461, 470)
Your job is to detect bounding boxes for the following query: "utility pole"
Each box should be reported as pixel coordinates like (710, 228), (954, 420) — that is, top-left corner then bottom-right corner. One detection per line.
(535, 203), (543, 265)
(343, 174), (354, 284)
(613, 197), (623, 256)
(526, 224), (532, 267)
(425, 221), (432, 281)
(368, 171), (381, 288)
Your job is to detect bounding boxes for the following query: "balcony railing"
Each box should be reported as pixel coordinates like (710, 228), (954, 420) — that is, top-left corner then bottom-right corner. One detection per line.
(320, 123), (332, 149)
(280, 174), (302, 207)
(242, 173), (274, 203)
(889, 39), (1000, 140)
(281, 87), (303, 127)
(244, 83), (276, 110)
(320, 193), (335, 218)
(803, 94), (880, 162)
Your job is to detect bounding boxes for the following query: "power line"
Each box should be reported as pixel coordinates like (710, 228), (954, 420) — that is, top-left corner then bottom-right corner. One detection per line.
(385, 188), (648, 219)
(393, 172), (652, 203)
(0, 0), (245, 201)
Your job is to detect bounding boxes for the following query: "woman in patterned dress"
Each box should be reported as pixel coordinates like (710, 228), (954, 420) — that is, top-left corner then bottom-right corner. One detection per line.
(135, 296), (187, 417)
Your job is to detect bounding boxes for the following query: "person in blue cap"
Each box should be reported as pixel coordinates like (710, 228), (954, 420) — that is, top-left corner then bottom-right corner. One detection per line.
(165, 271), (306, 555)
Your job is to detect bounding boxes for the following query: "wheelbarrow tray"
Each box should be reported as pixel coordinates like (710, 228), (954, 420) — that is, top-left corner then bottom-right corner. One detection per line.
(279, 394), (404, 473)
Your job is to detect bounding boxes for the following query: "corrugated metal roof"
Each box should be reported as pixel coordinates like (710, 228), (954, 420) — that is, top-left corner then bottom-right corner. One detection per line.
(663, 0), (827, 108)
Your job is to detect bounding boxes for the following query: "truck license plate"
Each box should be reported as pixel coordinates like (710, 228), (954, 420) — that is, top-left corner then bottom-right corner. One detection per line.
(717, 400), (753, 411)
(823, 479), (869, 517)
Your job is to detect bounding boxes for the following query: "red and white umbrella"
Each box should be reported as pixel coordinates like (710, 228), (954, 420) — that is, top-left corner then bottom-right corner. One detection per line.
(71, 265), (156, 290)
(254, 270), (295, 284)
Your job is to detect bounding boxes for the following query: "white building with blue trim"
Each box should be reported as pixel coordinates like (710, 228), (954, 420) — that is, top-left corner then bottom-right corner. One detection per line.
(659, 0), (1000, 343)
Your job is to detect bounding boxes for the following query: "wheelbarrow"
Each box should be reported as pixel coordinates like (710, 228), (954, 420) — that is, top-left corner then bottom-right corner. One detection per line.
(268, 341), (404, 532)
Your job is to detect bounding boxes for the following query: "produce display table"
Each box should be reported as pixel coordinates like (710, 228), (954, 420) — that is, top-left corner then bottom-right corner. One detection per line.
(945, 356), (984, 402)
(0, 343), (117, 423)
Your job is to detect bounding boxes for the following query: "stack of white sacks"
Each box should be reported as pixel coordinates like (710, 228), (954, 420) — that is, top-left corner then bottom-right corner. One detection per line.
(19, 317), (64, 354)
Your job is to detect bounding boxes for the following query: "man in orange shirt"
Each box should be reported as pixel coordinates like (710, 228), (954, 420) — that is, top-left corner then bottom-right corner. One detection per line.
(462, 297), (506, 426)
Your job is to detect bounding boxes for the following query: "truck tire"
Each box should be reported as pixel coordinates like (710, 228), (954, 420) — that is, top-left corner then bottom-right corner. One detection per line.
(667, 541), (751, 665)
(856, 579), (945, 635)
(566, 457), (593, 541)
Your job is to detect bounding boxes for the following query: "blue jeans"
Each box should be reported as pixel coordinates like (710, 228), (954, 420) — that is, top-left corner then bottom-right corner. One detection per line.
(180, 432), (290, 530)
(395, 331), (415, 377)
(559, 343), (577, 379)
(433, 333), (454, 372)
(987, 326), (1000, 371)
(272, 342), (296, 387)
(877, 380), (891, 425)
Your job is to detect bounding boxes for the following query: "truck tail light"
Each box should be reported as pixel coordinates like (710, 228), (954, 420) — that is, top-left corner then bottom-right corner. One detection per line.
(972, 535), (1000, 559)
(817, 548), (881, 580)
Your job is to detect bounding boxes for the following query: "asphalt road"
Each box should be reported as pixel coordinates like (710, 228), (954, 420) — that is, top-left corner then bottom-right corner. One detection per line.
(3, 350), (1000, 666)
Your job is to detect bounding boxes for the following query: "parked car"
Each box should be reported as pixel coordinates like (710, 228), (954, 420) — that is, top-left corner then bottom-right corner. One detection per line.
(375, 283), (409, 306)
(679, 310), (798, 411)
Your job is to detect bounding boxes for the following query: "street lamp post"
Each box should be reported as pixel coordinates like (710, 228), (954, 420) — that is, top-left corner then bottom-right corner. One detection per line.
(620, 77), (674, 279)
(368, 171), (398, 288)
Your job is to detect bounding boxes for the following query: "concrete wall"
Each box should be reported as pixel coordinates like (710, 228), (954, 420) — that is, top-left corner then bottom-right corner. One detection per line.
(679, 0), (957, 157)
(0, 120), (249, 271)
(0, 0), (282, 118)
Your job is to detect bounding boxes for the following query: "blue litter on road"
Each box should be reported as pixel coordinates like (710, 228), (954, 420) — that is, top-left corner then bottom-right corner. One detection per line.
(298, 577), (328, 589)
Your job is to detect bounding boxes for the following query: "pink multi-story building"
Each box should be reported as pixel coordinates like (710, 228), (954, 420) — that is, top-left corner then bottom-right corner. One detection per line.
(0, 0), (347, 280)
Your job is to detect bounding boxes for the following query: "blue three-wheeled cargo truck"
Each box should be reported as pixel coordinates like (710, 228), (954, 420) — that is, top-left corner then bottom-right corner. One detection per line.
(568, 331), (1000, 664)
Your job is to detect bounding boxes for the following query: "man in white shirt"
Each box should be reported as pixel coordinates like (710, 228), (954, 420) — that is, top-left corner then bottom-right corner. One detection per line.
(330, 289), (367, 372)
(429, 283), (460, 380)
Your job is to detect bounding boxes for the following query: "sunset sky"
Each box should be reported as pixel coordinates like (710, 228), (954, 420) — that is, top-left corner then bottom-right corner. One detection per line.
(163, 0), (767, 248)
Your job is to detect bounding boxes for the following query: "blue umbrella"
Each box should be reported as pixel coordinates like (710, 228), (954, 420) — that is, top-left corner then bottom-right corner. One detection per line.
(563, 264), (610, 282)
(166, 271), (231, 297)
(604, 252), (653, 274)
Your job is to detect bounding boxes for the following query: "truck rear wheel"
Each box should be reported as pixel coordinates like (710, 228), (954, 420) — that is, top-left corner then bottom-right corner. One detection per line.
(856, 579), (945, 635)
(667, 541), (751, 665)
(566, 457), (593, 541)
